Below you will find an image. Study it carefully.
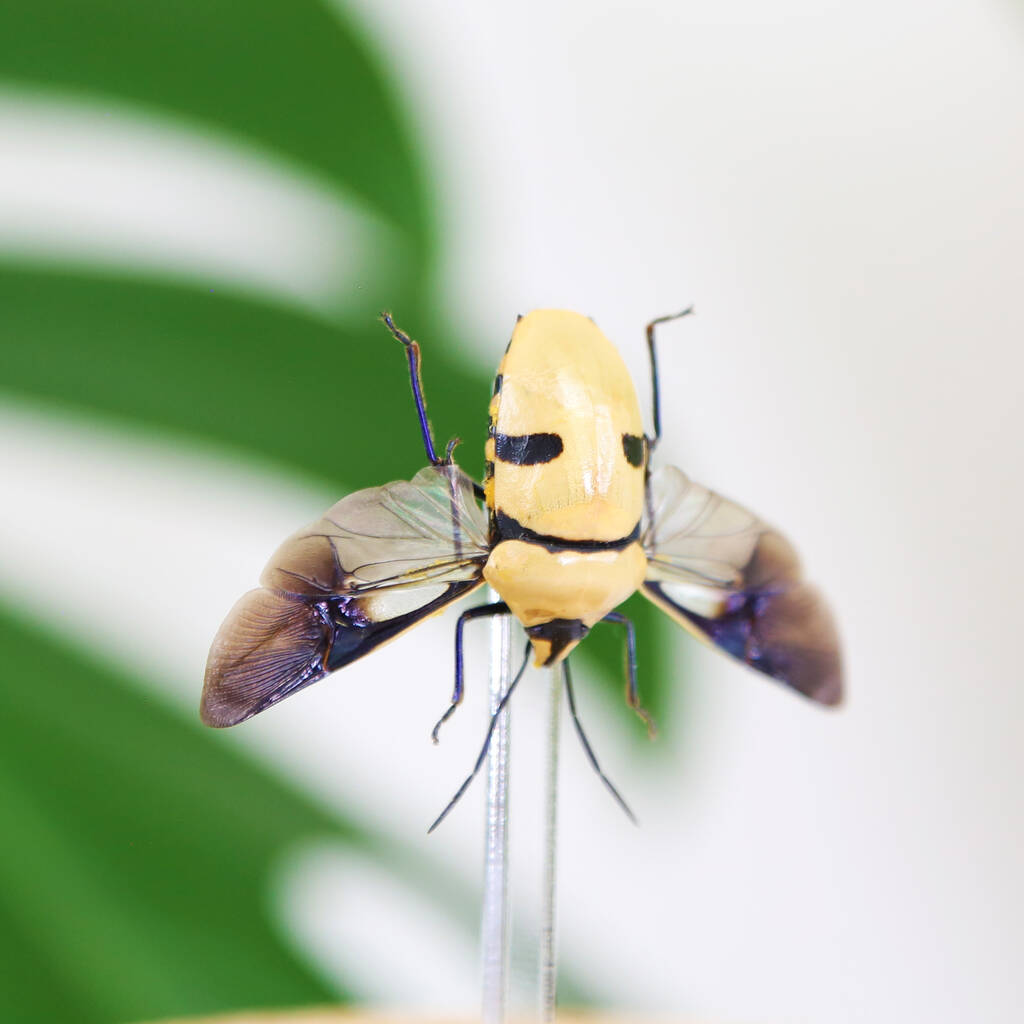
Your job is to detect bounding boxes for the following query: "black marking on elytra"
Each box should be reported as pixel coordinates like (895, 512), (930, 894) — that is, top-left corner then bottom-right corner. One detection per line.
(494, 510), (640, 552)
(492, 373), (503, 395)
(526, 619), (589, 664)
(623, 433), (646, 468)
(494, 432), (563, 465)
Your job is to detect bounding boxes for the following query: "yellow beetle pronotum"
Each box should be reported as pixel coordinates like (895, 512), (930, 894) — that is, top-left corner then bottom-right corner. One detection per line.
(202, 309), (842, 827)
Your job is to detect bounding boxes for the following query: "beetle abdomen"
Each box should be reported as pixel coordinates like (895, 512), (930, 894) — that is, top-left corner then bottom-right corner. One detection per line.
(483, 540), (647, 665)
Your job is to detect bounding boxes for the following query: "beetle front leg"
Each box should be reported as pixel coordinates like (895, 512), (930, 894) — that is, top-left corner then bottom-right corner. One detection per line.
(381, 311), (451, 466)
(644, 307), (693, 452)
(432, 600), (511, 743)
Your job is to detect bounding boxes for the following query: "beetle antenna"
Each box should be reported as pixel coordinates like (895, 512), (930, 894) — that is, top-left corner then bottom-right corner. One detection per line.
(380, 311), (442, 465)
(645, 307), (694, 451)
(563, 659), (637, 825)
(428, 639), (532, 833)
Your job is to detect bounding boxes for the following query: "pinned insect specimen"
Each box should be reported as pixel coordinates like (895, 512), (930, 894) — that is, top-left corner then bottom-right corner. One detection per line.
(202, 309), (842, 825)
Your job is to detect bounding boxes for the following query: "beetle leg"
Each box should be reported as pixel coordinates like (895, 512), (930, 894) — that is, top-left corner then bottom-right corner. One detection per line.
(444, 436), (461, 463)
(644, 307), (694, 451)
(563, 659), (637, 824)
(380, 311), (443, 465)
(432, 601), (511, 744)
(428, 638), (531, 833)
(602, 611), (657, 739)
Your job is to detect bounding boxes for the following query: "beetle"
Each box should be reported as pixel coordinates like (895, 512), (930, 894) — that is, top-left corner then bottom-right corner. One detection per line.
(202, 309), (842, 825)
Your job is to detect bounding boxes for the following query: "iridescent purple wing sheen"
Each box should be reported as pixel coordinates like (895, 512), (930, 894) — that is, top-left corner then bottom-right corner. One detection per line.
(201, 464), (489, 727)
(641, 465), (842, 705)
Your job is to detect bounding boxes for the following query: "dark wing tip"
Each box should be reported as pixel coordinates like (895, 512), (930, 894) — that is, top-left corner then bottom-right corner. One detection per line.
(814, 670), (844, 708)
(789, 645), (844, 708)
(199, 697), (242, 729)
(749, 575), (844, 710)
(200, 588), (331, 728)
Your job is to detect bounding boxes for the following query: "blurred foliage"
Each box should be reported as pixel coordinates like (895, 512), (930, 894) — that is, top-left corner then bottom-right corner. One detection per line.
(0, 0), (428, 242)
(0, 266), (483, 492)
(0, 1), (675, 1021)
(0, 605), (355, 1022)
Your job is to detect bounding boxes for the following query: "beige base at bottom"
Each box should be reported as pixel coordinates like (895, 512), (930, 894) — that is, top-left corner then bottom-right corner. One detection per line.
(142, 1009), (686, 1024)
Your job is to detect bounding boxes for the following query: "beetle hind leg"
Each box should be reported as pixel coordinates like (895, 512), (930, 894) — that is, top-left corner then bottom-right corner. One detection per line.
(563, 659), (637, 824)
(428, 638), (531, 833)
(602, 611), (657, 739)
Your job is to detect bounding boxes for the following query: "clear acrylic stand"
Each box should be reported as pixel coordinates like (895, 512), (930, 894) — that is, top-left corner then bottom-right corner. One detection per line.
(539, 667), (562, 1022)
(481, 596), (512, 1023)
(480, 594), (561, 1024)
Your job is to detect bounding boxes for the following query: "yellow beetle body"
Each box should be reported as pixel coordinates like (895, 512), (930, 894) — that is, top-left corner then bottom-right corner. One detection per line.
(482, 310), (649, 666)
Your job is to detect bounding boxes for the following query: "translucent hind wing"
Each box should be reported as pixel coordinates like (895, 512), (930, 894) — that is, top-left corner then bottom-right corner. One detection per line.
(641, 465), (842, 705)
(262, 463), (490, 595)
(201, 464), (489, 727)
